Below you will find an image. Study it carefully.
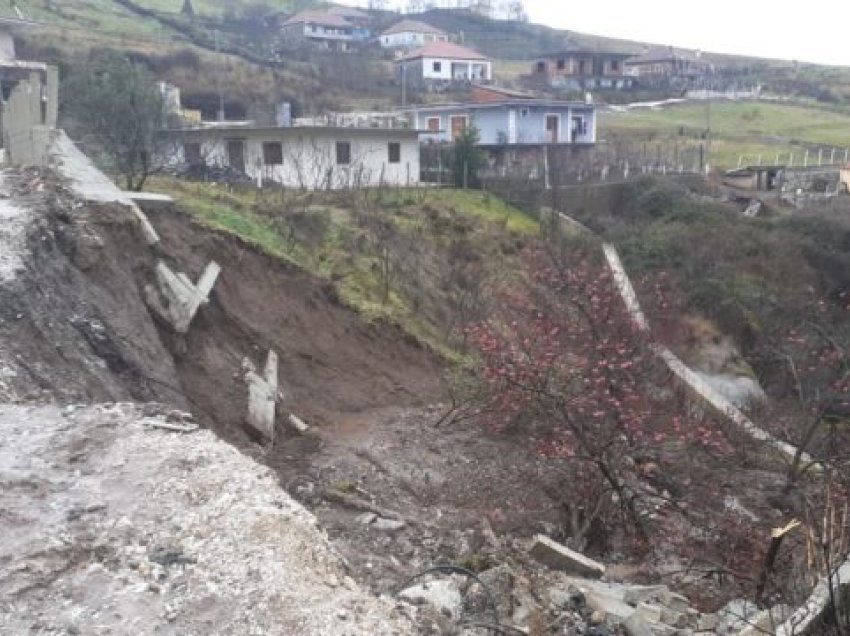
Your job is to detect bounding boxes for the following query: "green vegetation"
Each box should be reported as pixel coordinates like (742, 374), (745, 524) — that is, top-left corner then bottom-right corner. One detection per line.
(601, 101), (850, 169)
(151, 179), (538, 358)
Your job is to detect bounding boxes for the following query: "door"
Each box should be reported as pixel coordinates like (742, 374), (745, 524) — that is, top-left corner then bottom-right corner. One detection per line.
(227, 139), (246, 173)
(450, 116), (467, 141)
(546, 115), (559, 143)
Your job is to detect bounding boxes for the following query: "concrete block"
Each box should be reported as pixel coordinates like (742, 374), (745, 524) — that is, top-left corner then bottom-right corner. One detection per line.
(245, 350), (279, 442)
(145, 260), (220, 333)
(529, 535), (605, 578)
(288, 413), (310, 434)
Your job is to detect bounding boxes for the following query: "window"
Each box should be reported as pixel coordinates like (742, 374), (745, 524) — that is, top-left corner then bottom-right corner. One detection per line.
(183, 142), (202, 166)
(388, 142), (401, 164)
(520, 107), (530, 118)
(336, 141), (351, 165)
(450, 115), (467, 141)
(432, 61), (442, 72)
(611, 60), (620, 72)
(427, 116), (440, 132)
(557, 58), (566, 70)
(536, 61), (546, 73)
(262, 141), (283, 166)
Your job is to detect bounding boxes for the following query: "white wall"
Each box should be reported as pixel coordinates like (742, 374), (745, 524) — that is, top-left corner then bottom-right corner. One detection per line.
(175, 129), (420, 190)
(419, 57), (491, 81)
(0, 30), (15, 61)
(380, 31), (446, 49)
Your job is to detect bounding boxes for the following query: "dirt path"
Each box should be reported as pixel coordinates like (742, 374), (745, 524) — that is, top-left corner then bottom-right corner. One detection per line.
(0, 403), (415, 635)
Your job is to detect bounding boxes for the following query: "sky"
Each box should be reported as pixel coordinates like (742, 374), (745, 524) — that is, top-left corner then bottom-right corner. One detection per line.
(338, 1), (850, 66)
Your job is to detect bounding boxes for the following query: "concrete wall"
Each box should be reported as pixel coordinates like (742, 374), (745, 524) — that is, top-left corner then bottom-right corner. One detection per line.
(3, 68), (60, 166)
(173, 128), (420, 189)
(0, 30), (14, 62)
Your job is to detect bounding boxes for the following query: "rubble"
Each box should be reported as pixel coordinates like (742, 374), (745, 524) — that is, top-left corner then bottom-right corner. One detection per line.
(0, 403), (414, 635)
(530, 535), (606, 578)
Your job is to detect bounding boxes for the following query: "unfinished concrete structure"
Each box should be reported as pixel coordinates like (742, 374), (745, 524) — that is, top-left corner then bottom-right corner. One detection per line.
(0, 16), (59, 166)
(244, 350), (279, 442)
(144, 261), (221, 334)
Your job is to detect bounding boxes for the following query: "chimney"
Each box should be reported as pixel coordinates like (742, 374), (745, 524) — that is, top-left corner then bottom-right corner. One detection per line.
(276, 102), (292, 127)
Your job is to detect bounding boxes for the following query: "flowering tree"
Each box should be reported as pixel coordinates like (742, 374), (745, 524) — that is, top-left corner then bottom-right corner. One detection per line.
(465, 249), (728, 546)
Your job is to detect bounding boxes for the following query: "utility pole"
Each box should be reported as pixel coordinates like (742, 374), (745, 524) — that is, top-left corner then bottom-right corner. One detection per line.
(215, 30), (225, 122)
(401, 62), (407, 107)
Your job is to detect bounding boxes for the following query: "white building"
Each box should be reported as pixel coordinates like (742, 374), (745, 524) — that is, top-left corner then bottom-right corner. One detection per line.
(396, 42), (492, 88)
(380, 20), (448, 50)
(166, 124), (421, 190)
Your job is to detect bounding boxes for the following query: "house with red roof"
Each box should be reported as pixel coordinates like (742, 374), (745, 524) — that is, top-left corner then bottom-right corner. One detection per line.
(395, 42), (492, 88)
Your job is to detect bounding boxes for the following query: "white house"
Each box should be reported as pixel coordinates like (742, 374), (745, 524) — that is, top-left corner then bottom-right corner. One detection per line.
(407, 99), (597, 145)
(396, 42), (492, 88)
(380, 20), (448, 50)
(165, 124), (421, 190)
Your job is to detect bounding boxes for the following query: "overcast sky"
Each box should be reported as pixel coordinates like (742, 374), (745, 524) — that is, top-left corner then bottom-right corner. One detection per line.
(339, 1), (850, 66)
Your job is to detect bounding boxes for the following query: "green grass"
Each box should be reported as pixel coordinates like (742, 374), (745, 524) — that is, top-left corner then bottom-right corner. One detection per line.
(601, 101), (850, 169)
(149, 179), (537, 361)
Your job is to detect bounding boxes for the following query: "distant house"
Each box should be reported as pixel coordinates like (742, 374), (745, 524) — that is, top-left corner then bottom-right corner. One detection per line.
(407, 98), (596, 145)
(165, 123), (421, 190)
(380, 20), (448, 50)
(533, 50), (634, 90)
(625, 46), (713, 81)
(278, 10), (370, 50)
(396, 42), (492, 88)
(327, 5), (371, 27)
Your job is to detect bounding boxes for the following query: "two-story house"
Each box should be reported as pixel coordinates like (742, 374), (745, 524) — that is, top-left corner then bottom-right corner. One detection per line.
(533, 49), (634, 90)
(380, 20), (448, 50)
(279, 10), (370, 51)
(396, 42), (492, 88)
(625, 46), (713, 86)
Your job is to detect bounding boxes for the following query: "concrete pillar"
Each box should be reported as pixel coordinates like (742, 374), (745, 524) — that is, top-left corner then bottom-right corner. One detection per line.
(144, 260), (221, 333)
(46, 66), (59, 128)
(245, 350), (279, 442)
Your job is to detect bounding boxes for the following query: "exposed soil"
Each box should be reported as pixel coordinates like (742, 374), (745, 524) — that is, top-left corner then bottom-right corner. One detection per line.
(144, 207), (446, 439)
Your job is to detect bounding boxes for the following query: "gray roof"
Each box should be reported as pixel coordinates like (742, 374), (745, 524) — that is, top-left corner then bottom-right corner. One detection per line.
(406, 99), (595, 113)
(382, 19), (446, 36)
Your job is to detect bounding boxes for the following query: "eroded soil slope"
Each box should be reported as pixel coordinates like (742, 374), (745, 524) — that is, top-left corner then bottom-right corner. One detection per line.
(143, 207), (446, 440)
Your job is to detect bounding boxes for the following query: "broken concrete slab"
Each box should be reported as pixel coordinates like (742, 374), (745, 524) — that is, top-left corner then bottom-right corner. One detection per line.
(372, 518), (405, 532)
(623, 585), (669, 606)
(288, 413), (310, 435)
(124, 191), (174, 210)
(244, 350), (279, 442)
(530, 535), (605, 578)
(144, 260), (221, 333)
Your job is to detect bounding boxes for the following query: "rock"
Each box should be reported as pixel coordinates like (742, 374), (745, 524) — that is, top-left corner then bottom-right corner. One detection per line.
(590, 610), (606, 625)
(356, 512), (377, 525)
(739, 605), (793, 636)
(623, 611), (654, 636)
(624, 585), (668, 606)
(634, 602), (663, 623)
(696, 613), (718, 632)
(398, 580), (463, 622)
(529, 535), (605, 578)
(586, 590), (637, 623)
(659, 590), (691, 614)
(716, 598), (759, 633)
(372, 518), (405, 532)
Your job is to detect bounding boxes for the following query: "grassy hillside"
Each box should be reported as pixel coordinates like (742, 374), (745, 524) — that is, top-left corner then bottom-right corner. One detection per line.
(600, 101), (850, 169)
(148, 179), (538, 359)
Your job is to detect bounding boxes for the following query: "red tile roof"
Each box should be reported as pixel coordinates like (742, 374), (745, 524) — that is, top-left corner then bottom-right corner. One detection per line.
(382, 19), (446, 36)
(400, 41), (488, 61)
(282, 10), (353, 29)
